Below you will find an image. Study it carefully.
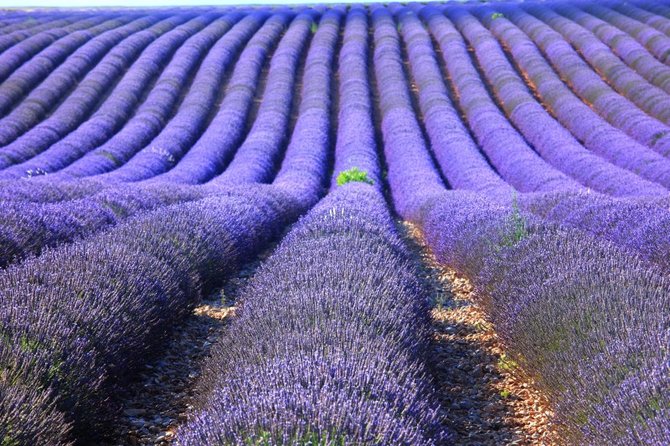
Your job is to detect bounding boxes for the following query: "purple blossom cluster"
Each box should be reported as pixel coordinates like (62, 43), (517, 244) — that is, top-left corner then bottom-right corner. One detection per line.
(177, 184), (447, 445)
(0, 183), (307, 443)
(416, 191), (670, 445)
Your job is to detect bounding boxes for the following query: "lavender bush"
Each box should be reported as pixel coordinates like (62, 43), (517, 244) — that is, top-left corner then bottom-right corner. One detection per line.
(177, 184), (447, 445)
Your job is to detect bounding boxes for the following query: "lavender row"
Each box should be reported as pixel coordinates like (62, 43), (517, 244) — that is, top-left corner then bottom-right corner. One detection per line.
(52, 12), (249, 180)
(568, 3), (670, 91)
(178, 21), (446, 444)
(91, 11), (264, 183)
(0, 10), (335, 431)
(210, 10), (318, 186)
(0, 182), (204, 268)
(398, 5), (670, 272)
(412, 4), (670, 269)
(426, 194), (670, 445)
(371, 6), (446, 220)
(480, 7), (670, 191)
(637, 1), (670, 20)
(529, 4), (670, 125)
(265, 7), (341, 208)
(584, 3), (670, 67)
(416, 189), (670, 445)
(501, 5), (670, 156)
(0, 15), (106, 67)
(0, 9), (335, 267)
(396, 6), (513, 197)
(378, 8), (670, 442)
(0, 15), (134, 118)
(0, 184), (308, 444)
(450, 7), (668, 197)
(616, 1), (670, 36)
(0, 14), (224, 179)
(0, 12), (273, 266)
(419, 6), (580, 195)
(154, 11), (291, 184)
(0, 15), (192, 169)
(0, 14), (69, 38)
(375, 9), (669, 442)
(177, 184), (447, 445)
(330, 7), (381, 188)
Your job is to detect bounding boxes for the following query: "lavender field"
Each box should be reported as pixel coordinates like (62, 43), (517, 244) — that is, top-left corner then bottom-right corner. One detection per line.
(0, 1), (669, 445)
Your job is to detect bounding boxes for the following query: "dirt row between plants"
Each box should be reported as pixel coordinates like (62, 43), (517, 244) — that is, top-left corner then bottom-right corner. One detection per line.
(400, 221), (560, 446)
(103, 249), (271, 446)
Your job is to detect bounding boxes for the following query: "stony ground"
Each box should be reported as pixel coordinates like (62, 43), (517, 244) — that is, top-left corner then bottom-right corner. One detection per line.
(106, 224), (559, 445)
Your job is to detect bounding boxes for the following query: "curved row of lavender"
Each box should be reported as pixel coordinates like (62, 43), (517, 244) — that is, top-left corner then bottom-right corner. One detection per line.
(374, 5), (669, 445)
(178, 183), (446, 445)
(0, 2), (668, 445)
(408, 4), (670, 272)
(0, 7), (338, 444)
(178, 11), (444, 442)
(0, 10), (295, 267)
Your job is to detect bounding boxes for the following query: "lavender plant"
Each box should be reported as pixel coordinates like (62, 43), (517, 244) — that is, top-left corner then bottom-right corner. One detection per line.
(177, 185), (447, 445)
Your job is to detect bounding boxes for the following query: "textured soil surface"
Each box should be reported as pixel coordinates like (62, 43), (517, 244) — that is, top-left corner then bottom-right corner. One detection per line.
(400, 221), (560, 445)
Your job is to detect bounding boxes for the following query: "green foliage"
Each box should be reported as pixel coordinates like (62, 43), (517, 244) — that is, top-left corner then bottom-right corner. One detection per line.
(491, 12), (505, 20)
(336, 167), (374, 187)
(499, 389), (511, 399)
(499, 193), (528, 248)
(47, 358), (64, 382)
(101, 200), (129, 218)
(311, 21), (318, 34)
(1, 435), (20, 446)
(19, 336), (40, 353)
(433, 289), (449, 309)
(497, 353), (518, 372)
